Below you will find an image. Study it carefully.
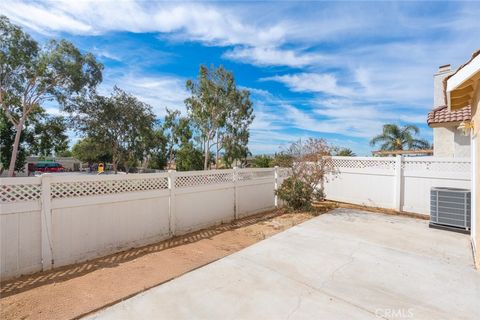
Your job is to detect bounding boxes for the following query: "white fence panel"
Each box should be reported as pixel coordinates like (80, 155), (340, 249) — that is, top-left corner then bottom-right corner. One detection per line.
(401, 158), (471, 214)
(51, 195), (170, 267)
(0, 177), (43, 279)
(325, 157), (397, 209)
(174, 170), (235, 234)
(324, 156), (471, 216)
(326, 171), (396, 209)
(48, 173), (171, 267)
(0, 168), (289, 280)
(236, 168), (276, 218)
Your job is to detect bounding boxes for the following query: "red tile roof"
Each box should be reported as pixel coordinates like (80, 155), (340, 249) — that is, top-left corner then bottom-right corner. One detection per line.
(427, 105), (471, 126)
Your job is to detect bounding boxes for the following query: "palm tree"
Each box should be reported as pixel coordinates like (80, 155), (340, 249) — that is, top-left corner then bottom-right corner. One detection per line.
(370, 124), (431, 151)
(334, 148), (356, 156)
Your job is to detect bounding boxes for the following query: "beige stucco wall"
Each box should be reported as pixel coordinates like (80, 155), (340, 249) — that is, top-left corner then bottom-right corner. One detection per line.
(432, 66), (471, 158)
(433, 126), (470, 158)
(433, 127), (455, 157)
(454, 130), (471, 157)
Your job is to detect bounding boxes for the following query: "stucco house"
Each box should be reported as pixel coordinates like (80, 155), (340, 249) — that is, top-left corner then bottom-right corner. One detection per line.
(428, 64), (471, 157)
(445, 49), (480, 268)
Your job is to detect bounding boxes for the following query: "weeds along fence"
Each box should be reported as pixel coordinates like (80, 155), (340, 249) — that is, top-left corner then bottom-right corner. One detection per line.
(0, 167), (292, 280)
(324, 156), (471, 215)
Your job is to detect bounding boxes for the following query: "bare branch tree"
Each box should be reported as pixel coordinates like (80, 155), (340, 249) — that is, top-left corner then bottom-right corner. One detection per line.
(276, 138), (337, 209)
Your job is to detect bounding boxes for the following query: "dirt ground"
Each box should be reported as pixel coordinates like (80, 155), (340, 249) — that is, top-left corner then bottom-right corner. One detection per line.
(0, 205), (336, 320)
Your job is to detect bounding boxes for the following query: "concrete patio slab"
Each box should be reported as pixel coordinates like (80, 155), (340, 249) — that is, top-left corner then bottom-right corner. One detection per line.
(85, 209), (480, 320)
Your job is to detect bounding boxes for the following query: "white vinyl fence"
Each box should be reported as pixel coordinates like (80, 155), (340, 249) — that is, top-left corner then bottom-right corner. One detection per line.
(2, 157), (469, 280)
(325, 156), (471, 215)
(0, 168), (291, 280)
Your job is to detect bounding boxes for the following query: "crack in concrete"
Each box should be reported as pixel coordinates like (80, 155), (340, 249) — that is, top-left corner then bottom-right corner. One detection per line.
(319, 243), (360, 288)
(286, 291), (304, 320)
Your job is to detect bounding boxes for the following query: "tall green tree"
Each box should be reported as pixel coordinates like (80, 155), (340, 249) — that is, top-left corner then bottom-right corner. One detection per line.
(1, 106), (69, 173)
(370, 124), (430, 151)
(0, 109), (28, 173)
(0, 15), (103, 176)
(69, 87), (155, 173)
(185, 65), (254, 170)
(272, 152), (294, 168)
(57, 149), (72, 157)
(253, 155), (273, 168)
(175, 143), (204, 171)
(29, 115), (69, 157)
(163, 108), (192, 168)
(72, 137), (112, 169)
(332, 147), (356, 157)
(145, 125), (168, 170)
(222, 89), (254, 168)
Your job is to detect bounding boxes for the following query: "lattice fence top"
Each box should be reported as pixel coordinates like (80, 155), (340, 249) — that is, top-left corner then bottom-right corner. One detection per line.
(175, 172), (233, 188)
(403, 159), (471, 172)
(331, 158), (395, 170)
(51, 177), (168, 199)
(1, 184), (41, 203)
(237, 169), (274, 181)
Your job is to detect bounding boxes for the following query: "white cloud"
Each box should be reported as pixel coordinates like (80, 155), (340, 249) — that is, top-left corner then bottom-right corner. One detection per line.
(247, 87), (382, 140)
(247, 86), (428, 146)
(223, 46), (327, 67)
(262, 73), (355, 97)
(250, 111), (282, 131)
(248, 130), (312, 155)
(261, 60), (438, 108)
(91, 47), (121, 62)
(100, 73), (189, 116)
(280, 104), (383, 138)
(313, 98), (426, 123)
(0, 1), (92, 34)
(0, 0), (286, 47)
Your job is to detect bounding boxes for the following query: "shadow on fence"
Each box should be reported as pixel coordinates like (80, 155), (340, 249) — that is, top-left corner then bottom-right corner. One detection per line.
(0, 210), (282, 298)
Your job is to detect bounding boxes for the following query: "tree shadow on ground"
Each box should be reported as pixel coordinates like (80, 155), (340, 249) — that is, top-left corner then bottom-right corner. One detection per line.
(0, 210), (284, 298)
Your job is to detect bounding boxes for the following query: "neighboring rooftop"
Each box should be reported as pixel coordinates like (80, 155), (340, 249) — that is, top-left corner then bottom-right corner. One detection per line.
(372, 149), (433, 156)
(427, 105), (471, 126)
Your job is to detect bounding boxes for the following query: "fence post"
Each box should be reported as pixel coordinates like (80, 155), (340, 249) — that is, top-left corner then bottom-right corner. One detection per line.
(233, 167), (238, 219)
(274, 166), (279, 208)
(168, 170), (176, 236)
(393, 155), (403, 211)
(40, 173), (54, 270)
(24, 162), (29, 176)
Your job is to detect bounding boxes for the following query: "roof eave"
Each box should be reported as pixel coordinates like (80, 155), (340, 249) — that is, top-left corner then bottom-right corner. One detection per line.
(428, 121), (463, 128)
(447, 53), (480, 111)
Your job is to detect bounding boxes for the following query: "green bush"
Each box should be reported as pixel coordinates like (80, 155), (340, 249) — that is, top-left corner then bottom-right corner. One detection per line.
(253, 155), (273, 168)
(276, 177), (313, 210)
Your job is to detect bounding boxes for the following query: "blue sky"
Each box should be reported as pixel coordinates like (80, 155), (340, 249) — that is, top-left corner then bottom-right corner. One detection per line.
(2, 1), (479, 155)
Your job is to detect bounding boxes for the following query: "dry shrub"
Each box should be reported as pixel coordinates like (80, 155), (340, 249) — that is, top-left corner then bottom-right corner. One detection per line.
(276, 138), (337, 210)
